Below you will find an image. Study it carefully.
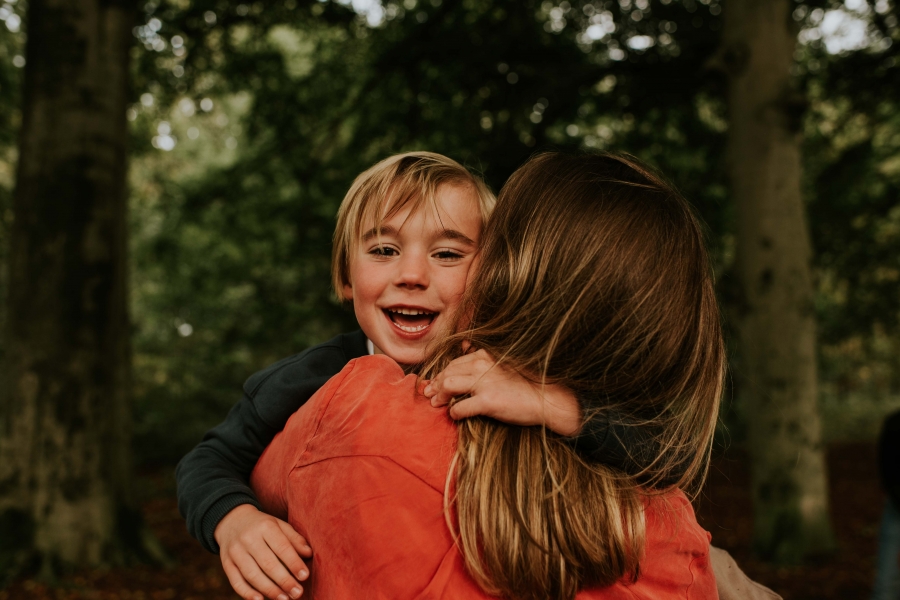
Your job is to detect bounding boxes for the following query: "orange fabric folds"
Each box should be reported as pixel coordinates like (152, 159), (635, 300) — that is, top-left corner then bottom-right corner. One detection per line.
(250, 355), (718, 600)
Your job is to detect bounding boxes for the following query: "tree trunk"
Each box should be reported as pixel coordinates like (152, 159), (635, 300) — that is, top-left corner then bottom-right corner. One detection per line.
(0, 0), (160, 579)
(721, 0), (835, 563)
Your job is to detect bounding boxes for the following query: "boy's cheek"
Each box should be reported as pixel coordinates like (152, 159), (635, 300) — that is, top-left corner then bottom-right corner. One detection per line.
(466, 254), (481, 282)
(451, 306), (475, 332)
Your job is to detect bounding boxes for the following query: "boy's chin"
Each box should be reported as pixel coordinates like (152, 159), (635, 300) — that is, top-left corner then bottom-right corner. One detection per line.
(378, 338), (434, 366)
(375, 320), (451, 365)
(386, 348), (428, 366)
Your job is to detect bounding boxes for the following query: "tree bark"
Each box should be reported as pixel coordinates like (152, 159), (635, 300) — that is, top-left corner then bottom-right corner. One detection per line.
(722, 0), (835, 562)
(0, 0), (159, 578)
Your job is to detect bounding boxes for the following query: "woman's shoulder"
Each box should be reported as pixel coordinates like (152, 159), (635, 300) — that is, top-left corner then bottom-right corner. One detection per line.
(577, 489), (715, 600)
(314, 353), (410, 420)
(643, 488), (711, 549)
(346, 353), (407, 376)
(319, 354), (410, 406)
(300, 354), (457, 489)
(324, 351), (454, 434)
(636, 489), (716, 599)
(319, 354), (415, 416)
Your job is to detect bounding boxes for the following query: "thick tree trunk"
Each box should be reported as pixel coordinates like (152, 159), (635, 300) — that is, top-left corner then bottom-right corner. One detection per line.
(722, 0), (835, 563)
(0, 0), (159, 578)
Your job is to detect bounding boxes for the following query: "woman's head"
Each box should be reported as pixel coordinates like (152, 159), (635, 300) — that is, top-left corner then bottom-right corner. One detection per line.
(427, 152), (724, 600)
(460, 151), (723, 477)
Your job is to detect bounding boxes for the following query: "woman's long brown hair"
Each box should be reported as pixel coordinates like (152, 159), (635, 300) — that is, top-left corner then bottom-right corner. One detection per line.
(422, 152), (725, 600)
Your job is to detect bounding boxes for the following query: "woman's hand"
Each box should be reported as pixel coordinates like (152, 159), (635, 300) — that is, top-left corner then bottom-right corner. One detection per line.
(214, 504), (312, 600)
(423, 349), (583, 436)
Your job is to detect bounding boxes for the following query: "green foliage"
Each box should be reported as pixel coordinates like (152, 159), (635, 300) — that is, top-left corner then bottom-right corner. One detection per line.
(128, 0), (747, 462)
(125, 0), (900, 460)
(801, 1), (900, 403)
(0, 1), (25, 366)
(0, 0), (892, 462)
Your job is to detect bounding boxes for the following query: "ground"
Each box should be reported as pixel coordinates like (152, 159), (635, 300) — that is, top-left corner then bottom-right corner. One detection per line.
(0, 442), (881, 600)
(696, 442), (880, 599)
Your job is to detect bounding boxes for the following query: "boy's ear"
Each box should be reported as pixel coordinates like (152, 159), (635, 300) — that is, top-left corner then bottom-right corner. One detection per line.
(342, 283), (354, 301)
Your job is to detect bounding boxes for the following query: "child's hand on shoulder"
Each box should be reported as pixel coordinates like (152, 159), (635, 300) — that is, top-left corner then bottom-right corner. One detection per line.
(215, 504), (312, 600)
(423, 349), (583, 436)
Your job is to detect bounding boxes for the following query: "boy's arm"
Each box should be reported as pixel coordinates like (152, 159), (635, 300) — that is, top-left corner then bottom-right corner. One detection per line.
(175, 397), (269, 551)
(423, 349), (685, 482)
(176, 330), (367, 552)
(176, 332), (368, 600)
(175, 374), (326, 600)
(175, 375), (330, 553)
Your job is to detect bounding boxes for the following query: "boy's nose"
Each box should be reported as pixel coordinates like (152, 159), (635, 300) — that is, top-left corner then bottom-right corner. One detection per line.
(394, 254), (429, 289)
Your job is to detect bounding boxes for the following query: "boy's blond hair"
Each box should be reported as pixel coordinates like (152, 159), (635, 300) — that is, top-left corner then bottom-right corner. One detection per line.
(331, 151), (496, 298)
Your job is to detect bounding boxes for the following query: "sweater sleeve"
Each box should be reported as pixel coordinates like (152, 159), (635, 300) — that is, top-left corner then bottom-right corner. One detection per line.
(175, 331), (368, 553)
(564, 399), (687, 486)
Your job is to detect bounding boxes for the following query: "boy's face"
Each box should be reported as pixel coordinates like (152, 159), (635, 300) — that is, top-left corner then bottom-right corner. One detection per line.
(343, 183), (482, 365)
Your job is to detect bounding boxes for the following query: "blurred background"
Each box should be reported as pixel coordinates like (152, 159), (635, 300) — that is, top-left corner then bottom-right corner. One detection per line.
(0, 0), (898, 598)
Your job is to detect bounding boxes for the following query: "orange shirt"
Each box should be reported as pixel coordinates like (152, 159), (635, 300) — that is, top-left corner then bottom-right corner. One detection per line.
(251, 355), (718, 599)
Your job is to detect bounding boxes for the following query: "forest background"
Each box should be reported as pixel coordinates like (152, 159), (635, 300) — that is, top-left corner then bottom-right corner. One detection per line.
(0, 0), (893, 467)
(0, 0), (898, 595)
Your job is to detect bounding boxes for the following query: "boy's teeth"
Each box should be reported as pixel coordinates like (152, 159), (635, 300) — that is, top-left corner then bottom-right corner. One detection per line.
(392, 322), (430, 333)
(384, 307), (437, 333)
(388, 308), (435, 315)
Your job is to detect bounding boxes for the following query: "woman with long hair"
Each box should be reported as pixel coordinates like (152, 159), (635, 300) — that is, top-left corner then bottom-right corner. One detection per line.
(250, 151), (724, 599)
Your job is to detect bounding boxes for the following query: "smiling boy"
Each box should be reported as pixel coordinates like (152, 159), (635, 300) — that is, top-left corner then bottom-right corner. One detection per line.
(177, 153), (503, 600)
(336, 174), (483, 365)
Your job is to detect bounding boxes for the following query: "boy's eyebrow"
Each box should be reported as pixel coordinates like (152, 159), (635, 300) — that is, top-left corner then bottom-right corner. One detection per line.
(361, 225), (476, 246)
(438, 229), (477, 246)
(361, 225), (399, 242)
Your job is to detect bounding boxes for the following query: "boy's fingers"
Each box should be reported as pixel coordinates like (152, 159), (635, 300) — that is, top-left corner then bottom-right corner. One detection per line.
(223, 569), (265, 600)
(253, 527), (304, 596)
(436, 352), (480, 376)
(430, 375), (476, 407)
(277, 520), (313, 559)
(428, 350), (501, 407)
(449, 393), (533, 425)
(448, 396), (491, 421)
(425, 376), (452, 404)
(266, 528), (310, 584)
(234, 549), (294, 600)
(256, 547), (304, 599)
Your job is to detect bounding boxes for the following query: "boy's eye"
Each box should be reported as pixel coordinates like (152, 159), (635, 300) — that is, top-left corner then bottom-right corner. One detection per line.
(434, 249), (464, 261)
(369, 245), (398, 257)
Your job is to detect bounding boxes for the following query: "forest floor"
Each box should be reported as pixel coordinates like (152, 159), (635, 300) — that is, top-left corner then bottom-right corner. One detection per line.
(696, 442), (880, 599)
(0, 442), (881, 600)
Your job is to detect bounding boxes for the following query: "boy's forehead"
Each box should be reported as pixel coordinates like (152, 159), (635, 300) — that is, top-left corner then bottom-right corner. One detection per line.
(357, 183), (482, 235)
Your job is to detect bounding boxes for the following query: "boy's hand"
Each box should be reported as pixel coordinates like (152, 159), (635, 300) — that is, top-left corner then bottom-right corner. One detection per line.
(215, 504), (312, 600)
(423, 349), (583, 436)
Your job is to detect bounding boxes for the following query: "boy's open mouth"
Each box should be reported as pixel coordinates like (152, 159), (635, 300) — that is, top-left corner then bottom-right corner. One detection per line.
(384, 307), (438, 333)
